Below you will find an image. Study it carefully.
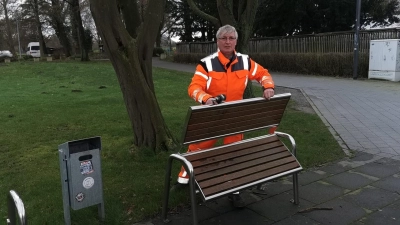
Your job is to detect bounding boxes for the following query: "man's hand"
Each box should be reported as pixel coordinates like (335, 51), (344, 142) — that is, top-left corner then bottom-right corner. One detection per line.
(263, 88), (274, 100)
(205, 98), (217, 105)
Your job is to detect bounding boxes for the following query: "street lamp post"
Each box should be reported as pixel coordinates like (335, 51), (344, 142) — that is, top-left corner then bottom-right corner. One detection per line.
(353, 0), (362, 80)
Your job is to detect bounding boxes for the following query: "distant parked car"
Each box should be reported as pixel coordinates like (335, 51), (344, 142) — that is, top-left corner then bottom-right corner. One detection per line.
(0, 50), (13, 58)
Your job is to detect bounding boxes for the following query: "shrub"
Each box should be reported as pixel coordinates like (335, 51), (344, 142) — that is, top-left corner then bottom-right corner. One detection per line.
(153, 47), (165, 57)
(250, 52), (369, 78)
(173, 53), (207, 64)
(173, 52), (369, 78)
(23, 55), (33, 60)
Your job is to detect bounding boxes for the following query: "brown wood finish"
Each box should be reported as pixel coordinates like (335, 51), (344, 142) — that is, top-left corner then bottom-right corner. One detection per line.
(182, 96), (291, 144)
(176, 93), (302, 201)
(194, 149), (291, 180)
(201, 161), (301, 197)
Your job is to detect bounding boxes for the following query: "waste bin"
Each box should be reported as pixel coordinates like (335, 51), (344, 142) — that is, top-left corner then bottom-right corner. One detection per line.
(58, 136), (105, 225)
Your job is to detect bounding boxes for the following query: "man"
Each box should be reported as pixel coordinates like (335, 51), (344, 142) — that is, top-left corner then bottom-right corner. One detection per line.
(178, 24), (275, 207)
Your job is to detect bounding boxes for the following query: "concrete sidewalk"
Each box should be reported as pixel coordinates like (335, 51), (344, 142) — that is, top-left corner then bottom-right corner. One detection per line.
(143, 58), (400, 225)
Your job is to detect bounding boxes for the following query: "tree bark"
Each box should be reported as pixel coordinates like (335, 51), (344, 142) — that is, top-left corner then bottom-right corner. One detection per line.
(1, 0), (16, 57)
(71, 0), (89, 61)
(90, 0), (177, 152)
(33, 0), (48, 57)
(50, 0), (72, 57)
(187, 0), (221, 28)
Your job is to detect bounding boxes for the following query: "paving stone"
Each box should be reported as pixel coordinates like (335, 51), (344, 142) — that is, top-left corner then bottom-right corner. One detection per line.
(392, 156), (400, 161)
(299, 181), (349, 204)
(247, 191), (314, 222)
(152, 203), (218, 225)
(200, 208), (273, 225)
(374, 157), (400, 166)
(342, 185), (400, 211)
(300, 198), (367, 225)
(356, 200), (400, 225)
(298, 170), (330, 186)
(319, 161), (353, 175)
(250, 178), (294, 199)
(377, 152), (398, 158)
(336, 158), (381, 170)
(273, 214), (321, 225)
(352, 161), (400, 178)
(323, 170), (378, 190)
(347, 152), (382, 164)
(204, 190), (258, 214)
(370, 173), (400, 193)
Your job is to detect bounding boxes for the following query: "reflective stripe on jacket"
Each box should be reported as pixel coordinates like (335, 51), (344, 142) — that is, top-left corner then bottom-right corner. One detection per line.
(188, 50), (274, 104)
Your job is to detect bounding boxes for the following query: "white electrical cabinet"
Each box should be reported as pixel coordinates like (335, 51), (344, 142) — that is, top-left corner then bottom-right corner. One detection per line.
(368, 39), (400, 81)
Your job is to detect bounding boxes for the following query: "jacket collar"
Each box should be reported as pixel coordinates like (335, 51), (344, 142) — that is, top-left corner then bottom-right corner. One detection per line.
(217, 50), (238, 70)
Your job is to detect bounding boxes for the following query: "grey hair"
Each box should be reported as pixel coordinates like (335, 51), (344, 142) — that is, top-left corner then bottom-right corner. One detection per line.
(216, 25), (238, 39)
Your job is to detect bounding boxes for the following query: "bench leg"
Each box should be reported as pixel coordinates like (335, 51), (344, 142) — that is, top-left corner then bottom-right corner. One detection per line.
(292, 172), (299, 205)
(162, 154), (198, 225)
(162, 157), (174, 223)
(189, 176), (199, 225)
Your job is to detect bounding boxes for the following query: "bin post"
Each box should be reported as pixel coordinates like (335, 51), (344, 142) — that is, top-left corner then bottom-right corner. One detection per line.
(58, 136), (105, 225)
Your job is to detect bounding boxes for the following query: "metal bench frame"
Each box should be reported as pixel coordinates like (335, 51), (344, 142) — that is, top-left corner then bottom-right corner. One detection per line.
(162, 93), (302, 225)
(6, 190), (27, 225)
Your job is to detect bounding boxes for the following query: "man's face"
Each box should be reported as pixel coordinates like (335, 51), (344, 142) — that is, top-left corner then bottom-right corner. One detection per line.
(217, 32), (237, 57)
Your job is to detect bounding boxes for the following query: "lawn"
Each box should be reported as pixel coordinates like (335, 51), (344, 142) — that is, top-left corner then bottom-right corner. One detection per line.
(0, 61), (345, 224)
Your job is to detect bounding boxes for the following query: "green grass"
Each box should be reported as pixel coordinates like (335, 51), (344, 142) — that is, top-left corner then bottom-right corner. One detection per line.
(0, 61), (345, 224)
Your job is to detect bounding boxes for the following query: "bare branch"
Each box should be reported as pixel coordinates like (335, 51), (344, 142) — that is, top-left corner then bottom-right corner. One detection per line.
(187, 0), (221, 28)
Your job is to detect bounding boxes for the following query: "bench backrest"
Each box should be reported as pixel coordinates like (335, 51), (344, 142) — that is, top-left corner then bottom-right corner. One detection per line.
(181, 93), (291, 145)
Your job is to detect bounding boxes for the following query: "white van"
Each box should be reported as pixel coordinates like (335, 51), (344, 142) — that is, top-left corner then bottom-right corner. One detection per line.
(26, 42), (40, 58)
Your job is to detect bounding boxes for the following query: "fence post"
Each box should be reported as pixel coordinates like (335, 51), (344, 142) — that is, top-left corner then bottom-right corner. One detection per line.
(353, 0), (362, 80)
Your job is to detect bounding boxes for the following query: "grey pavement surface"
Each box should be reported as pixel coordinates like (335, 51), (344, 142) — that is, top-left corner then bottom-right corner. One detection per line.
(138, 58), (400, 225)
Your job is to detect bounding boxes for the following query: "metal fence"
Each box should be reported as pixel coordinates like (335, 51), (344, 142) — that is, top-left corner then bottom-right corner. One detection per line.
(176, 28), (400, 54)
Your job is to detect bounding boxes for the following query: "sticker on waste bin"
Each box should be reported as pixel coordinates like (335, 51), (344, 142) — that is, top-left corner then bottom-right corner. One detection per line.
(83, 177), (94, 189)
(75, 192), (85, 202)
(80, 160), (94, 175)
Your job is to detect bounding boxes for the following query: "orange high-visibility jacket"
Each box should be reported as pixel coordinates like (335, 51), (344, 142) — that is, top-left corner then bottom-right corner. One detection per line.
(188, 51), (274, 103)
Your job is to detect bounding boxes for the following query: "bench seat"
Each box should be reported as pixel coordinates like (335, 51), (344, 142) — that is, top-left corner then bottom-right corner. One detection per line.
(183, 134), (302, 201)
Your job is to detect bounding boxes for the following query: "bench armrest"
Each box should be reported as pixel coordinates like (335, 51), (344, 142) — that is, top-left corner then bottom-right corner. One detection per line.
(275, 132), (297, 157)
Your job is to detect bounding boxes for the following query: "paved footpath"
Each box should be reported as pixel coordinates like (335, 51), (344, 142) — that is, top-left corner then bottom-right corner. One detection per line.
(139, 58), (400, 225)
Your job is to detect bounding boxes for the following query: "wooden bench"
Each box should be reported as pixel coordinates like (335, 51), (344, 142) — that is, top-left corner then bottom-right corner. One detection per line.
(162, 93), (303, 225)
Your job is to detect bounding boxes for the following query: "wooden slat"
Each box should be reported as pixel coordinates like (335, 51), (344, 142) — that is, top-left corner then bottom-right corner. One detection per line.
(198, 156), (296, 187)
(184, 135), (280, 161)
(189, 99), (289, 120)
(181, 95), (290, 144)
(184, 120), (280, 143)
(186, 109), (284, 131)
(191, 144), (286, 170)
(201, 161), (301, 197)
(195, 149), (291, 181)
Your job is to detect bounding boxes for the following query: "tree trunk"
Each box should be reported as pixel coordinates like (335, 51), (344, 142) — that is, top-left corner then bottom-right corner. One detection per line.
(235, 0), (259, 99)
(33, 0), (48, 57)
(71, 0), (89, 61)
(90, 0), (177, 152)
(55, 20), (72, 57)
(3, 2), (16, 57)
(51, 0), (72, 57)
